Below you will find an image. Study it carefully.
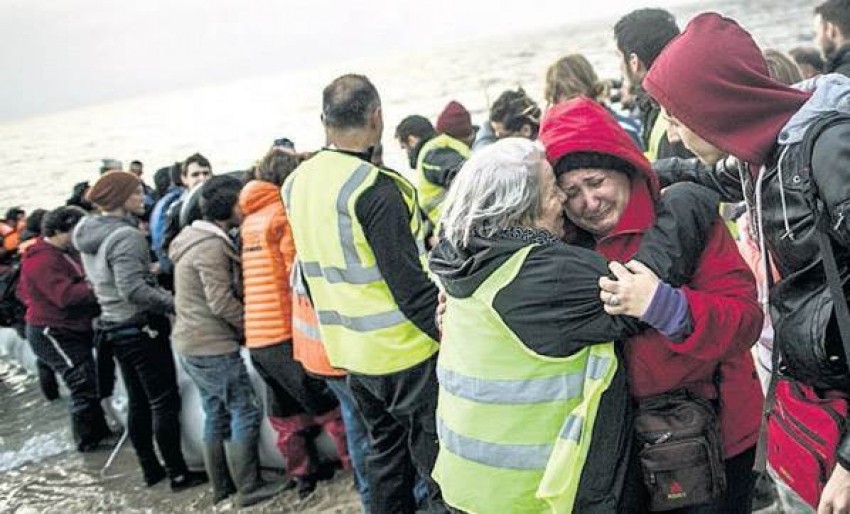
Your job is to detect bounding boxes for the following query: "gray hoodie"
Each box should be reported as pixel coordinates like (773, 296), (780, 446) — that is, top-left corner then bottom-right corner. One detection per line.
(780, 73), (850, 145)
(73, 215), (173, 324)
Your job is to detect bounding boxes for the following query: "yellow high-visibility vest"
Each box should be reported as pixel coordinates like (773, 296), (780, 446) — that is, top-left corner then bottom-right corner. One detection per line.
(415, 133), (471, 226)
(282, 150), (438, 375)
(433, 245), (618, 513)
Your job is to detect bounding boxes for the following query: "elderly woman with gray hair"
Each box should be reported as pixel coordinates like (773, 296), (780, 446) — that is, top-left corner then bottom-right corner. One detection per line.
(428, 137), (720, 513)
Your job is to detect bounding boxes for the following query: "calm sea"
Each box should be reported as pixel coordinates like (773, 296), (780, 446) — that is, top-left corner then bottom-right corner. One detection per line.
(0, 0), (814, 214)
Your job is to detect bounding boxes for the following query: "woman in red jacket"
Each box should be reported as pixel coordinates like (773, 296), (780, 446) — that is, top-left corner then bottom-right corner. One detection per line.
(18, 206), (111, 452)
(539, 98), (764, 513)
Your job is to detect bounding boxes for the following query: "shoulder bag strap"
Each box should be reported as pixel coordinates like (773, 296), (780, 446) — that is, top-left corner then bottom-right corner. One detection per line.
(755, 113), (850, 472)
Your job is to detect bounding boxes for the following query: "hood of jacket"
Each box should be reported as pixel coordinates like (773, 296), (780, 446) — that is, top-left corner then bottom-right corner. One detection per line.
(430, 233), (535, 299)
(643, 12), (811, 166)
(539, 97), (660, 237)
(239, 180), (281, 217)
(540, 97), (658, 194)
(73, 214), (137, 255)
(778, 73), (850, 145)
(169, 220), (235, 264)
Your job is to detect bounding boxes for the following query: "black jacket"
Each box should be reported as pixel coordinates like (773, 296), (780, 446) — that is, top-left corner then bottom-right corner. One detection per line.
(826, 44), (850, 78)
(654, 117), (850, 391)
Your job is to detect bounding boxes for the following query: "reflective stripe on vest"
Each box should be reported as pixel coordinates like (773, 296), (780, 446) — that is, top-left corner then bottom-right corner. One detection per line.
(291, 259), (345, 378)
(282, 150), (438, 374)
(292, 315), (321, 340)
(437, 353), (611, 404)
(433, 245), (618, 513)
(316, 309), (406, 332)
(437, 414), (585, 471)
(415, 133), (471, 225)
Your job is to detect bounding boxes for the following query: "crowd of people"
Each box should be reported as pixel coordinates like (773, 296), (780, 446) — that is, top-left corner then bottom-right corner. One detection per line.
(6, 1), (850, 512)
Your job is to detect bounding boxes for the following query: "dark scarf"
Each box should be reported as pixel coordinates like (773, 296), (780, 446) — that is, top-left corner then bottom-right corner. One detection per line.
(490, 226), (561, 246)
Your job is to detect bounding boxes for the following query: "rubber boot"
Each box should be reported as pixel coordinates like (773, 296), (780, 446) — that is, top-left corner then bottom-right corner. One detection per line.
(269, 414), (319, 499)
(268, 414), (315, 477)
(202, 441), (237, 504)
(224, 440), (289, 508)
(315, 407), (350, 471)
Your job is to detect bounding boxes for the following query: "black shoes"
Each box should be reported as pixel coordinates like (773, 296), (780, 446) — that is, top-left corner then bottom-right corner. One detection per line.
(170, 470), (209, 493)
(143, 467), (167, 488)
(296, 476), (317, 499)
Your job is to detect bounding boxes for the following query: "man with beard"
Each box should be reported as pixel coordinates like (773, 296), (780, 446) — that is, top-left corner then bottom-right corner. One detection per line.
(815, 0), (850, 77)
(614, 8), (693, 161)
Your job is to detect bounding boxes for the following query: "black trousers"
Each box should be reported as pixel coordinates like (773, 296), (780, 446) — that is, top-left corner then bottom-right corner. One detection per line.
(107, 315), (188, 480)
(348, 354), (445, 514)
(26, 324), (110, 450)
(36, 357), (60, 401)
(249, 342), (338, 417)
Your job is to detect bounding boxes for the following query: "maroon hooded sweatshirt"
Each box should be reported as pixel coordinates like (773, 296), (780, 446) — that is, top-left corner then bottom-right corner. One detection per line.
(540, 98), (764, 459)
(643, 12), (810, 167)
(18, 237), (99, 332)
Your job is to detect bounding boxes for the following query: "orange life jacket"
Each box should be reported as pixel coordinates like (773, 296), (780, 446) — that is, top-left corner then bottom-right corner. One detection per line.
(239, 181), (294, 348)
(0, 222), (19, 252)
(291, 274), (345, 378)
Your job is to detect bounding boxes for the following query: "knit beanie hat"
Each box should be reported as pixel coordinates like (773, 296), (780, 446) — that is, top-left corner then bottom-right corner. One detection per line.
(436, 101), (474, 139)
(87, 171), (141, 211)
(554, 151), (636, 180)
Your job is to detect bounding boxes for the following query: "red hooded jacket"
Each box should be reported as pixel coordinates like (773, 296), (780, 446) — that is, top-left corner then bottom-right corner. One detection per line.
(18, 237), (99, 332)
(540, 98), (764, 458)
(643, 12), (810, 167)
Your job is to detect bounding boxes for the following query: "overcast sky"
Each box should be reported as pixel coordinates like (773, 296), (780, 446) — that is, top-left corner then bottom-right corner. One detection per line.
(0, 0), (693, 121)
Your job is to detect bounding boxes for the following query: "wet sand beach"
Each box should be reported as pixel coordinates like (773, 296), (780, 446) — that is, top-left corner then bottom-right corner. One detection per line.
(0, 361), (361, 513)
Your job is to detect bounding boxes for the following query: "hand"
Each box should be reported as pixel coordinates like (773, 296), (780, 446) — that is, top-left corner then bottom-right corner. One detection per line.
(598, 260), (661, 318)
(819, 464), (850, 514)
(436, 289), (447, 335)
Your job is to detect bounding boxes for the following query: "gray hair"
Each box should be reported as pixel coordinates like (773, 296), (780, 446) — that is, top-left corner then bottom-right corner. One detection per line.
(440, 137), (547, 247)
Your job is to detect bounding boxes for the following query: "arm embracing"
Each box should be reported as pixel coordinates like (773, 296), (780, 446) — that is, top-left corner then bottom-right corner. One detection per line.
(669, 222), (763, 360)
(653, 156), (746, 202)
(636, 182), (719, 287)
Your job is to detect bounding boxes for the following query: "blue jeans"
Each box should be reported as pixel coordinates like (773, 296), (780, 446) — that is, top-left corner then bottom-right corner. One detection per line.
(181, 352), (262, 444)
(326, 378), (372, 512)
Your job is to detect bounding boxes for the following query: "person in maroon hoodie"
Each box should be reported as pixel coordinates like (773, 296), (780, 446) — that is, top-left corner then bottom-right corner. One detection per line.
(539, 97), (764, 513)
(644, 12), (850, 513)
(18, 206), (111, 452)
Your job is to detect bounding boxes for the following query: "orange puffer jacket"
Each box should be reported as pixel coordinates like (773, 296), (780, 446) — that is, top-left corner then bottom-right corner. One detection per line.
(239, 180), (295, 348)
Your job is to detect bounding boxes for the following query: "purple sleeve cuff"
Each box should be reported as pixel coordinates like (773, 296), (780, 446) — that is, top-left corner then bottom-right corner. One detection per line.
(640, 282), (693, 342)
